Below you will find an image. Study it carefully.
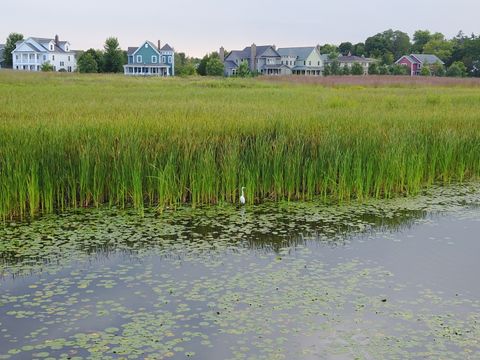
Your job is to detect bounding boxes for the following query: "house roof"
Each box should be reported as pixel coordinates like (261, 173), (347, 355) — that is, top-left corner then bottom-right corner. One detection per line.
(277, 47), (316, 60)
(224, 60), (238, 69)
(411, 54), (444, 65)
(338, 55), (374, 63)
(225, 45), (280, 61)
(14, 37), (73, 53)
(127, 47), (139, 56)
(161, 44), (173, 51)
(127, 42), (174, 56)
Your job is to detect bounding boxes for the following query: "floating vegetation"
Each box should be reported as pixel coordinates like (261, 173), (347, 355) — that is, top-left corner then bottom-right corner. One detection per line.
(0, 184), (480, 358)
(1, 73), (480, 218)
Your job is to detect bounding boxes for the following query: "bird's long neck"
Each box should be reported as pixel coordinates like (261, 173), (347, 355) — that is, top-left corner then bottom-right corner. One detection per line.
(241, 189), (244, 197)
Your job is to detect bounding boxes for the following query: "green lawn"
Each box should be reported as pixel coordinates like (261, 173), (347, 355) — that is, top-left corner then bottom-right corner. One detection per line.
(1, 71), (479, 218)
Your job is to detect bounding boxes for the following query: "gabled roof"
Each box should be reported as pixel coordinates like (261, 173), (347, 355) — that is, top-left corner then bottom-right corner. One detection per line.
(14, 37), (73, 53)
(277, 47), (317, 60)
(224, 60), (238, 69)
(161, 44), (173, 51)
(129, 41), (170, 57)
(411, 54), (444, 65)
(127, 47), (138, 56)
(225, 45), (280, 61)
(338, 55), (374, 63)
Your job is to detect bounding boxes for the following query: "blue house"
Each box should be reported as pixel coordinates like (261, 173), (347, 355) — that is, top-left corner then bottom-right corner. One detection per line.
(124, 40), (175, 76)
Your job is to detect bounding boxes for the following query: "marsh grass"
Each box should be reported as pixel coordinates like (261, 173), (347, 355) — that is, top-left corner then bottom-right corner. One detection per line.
(0, 71), (479, 219)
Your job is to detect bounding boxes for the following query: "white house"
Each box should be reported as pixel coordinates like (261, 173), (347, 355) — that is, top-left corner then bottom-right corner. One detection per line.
(12, 35), (77, 72)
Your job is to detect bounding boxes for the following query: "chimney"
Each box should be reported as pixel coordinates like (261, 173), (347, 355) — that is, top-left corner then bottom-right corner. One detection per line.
(219, 46), (225, 63)
(158, 40), (161, 51)
(272, 44), (276, 51)
(55, 34), (59, 46)
(316, 44), (321, 54)
(250, 43), (257, 72)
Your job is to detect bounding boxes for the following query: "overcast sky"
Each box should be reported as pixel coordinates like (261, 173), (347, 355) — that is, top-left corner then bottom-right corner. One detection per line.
(1, 0), (478, 57)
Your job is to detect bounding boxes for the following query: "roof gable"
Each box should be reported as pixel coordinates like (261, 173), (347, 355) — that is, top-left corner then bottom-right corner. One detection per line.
(411, 54), (444, 65)
(161, 44), (173, 51)
(132, 41), (162, 57)
(277, 47), (316, 60)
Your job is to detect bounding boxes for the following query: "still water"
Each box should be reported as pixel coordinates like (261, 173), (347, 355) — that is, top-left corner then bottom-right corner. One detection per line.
(1, 184), (479, 359)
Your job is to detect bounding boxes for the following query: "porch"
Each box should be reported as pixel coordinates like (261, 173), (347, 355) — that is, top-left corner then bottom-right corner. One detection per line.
(124, 65), (171, 76)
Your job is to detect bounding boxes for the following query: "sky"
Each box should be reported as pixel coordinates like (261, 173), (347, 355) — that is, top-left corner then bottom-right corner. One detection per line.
(0, 0), (478, 57)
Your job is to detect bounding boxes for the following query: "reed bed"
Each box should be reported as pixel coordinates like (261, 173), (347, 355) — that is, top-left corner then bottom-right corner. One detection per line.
(0, 71), (479, 219)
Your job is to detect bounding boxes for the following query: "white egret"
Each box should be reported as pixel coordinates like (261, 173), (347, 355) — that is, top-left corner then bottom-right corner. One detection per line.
(240, 187), (246, 205)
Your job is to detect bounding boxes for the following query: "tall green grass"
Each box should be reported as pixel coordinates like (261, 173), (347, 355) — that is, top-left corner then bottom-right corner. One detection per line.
(0, 71), (479, 219)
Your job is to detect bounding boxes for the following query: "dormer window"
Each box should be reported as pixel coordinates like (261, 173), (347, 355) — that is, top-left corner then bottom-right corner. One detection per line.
(50, 44), (54, 51)
(137, 55), (142, 63)
(66, 45), (69, 51)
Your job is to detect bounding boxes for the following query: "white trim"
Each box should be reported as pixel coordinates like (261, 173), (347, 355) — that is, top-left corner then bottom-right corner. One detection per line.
(136, 55), (142, 63)
(152, 55), (157, 63)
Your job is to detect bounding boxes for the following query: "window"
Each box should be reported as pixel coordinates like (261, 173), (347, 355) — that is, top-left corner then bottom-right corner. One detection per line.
(60, 61), (65, 66)
(52, 55), (55, 61)
(309, 61), (311, 65)
(50, 45), (54, 51)
(68, 56), (71, 61)
(162, 56), (166, 63)
(16, 55), (19, 60)
(145, 43), (149, 48)
(137, 55), (142, 63)
(43, 55), (47, 61)
(168, 56), (172, 63)
(152, 55), (157, 63)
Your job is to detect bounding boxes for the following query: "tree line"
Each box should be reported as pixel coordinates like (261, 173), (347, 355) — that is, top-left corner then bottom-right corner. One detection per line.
(321, 29), (480, 77)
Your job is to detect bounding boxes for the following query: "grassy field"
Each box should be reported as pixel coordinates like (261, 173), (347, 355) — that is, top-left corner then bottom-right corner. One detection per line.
(0, 71), (479, 219)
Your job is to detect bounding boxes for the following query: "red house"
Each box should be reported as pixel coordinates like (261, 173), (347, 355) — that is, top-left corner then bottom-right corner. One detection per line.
(395, 54), (444, 76)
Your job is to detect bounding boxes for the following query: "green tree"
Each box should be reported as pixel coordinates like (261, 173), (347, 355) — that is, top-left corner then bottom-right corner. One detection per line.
(322, 63), (331, 76)
(237, 60), (251, 77)
(420, 66), (431, 76)
(351, 62), (364, 75)
(320, 44), (337, 55)
(338, 42), (353, 55)
(341, 65), (351, 75)
(3, 33), (24, 68)
(368, 63), (379, 75)
(431, 61), (446, 77)
(423, 36), (453, 62)
(175, 52), (199, 76)
(378, 64), (389, 75)
(41, 62), (54, 72)
(206, 57), (224, 76)
(447, 61), (467, 77)
(353, 43), (365, 56)
(365, 29), (411, 61)
(412, 30), (432, 53)
(382, 52), (394, 65)
(390, 64), (409, 75)
(103, 37), (124, 73)
(198, 52), (219, 76)
(83, 49), (104, 72)
(77, 52), (98, 73)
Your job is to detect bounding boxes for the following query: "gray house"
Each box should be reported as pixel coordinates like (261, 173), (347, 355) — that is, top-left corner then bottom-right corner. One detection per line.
(221, 44), (324, 76)
(221, 44), (289, 76)
(0, 44), (5, 69)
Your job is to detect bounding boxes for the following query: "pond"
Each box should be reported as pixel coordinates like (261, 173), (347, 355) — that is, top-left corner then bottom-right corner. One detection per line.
(1, 184), (479, 359)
